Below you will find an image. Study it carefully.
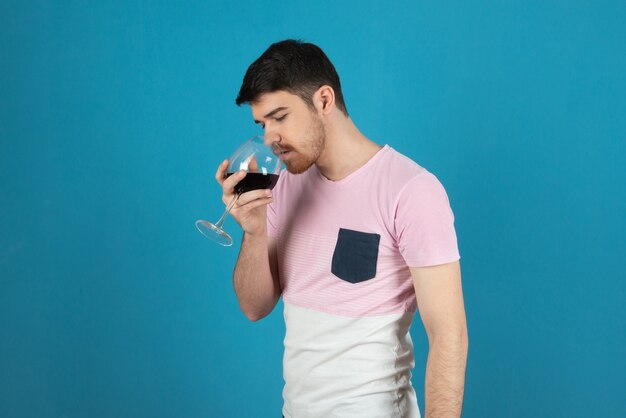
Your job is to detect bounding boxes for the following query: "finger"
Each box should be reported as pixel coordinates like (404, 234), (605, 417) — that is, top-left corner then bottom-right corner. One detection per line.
(214, 160), (230, 185)
(236, 188), (272, 206)
(236, 197), (273, 212)
(222, 169), (247, 193)
(248, 155), (259, 173)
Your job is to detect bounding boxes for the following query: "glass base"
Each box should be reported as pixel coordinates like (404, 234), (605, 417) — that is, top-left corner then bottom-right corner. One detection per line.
(195, 220), (233, 246)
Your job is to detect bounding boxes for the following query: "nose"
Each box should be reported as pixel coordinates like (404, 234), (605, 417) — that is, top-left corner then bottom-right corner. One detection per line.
(263, 130), (281, 148)
(262, 135), (274, 147)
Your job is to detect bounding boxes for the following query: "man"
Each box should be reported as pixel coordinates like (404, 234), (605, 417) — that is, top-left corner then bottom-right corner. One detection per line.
(216, 39), (468, 418)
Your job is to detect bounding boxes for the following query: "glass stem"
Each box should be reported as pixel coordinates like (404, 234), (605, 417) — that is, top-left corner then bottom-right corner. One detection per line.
(214, 192), (241, 229)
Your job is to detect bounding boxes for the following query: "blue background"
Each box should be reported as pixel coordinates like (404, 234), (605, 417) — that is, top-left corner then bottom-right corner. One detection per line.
(1, 1), (625, 417)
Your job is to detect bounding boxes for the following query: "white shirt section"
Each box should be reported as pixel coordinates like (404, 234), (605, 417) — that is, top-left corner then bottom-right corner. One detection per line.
(282, 303), (421, 418)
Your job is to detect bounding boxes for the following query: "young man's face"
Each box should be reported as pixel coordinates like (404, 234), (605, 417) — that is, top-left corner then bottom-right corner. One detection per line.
(250, 90), (326, 174)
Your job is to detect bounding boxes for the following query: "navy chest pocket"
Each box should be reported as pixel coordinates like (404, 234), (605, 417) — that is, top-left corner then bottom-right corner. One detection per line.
(331, 228), (381, 284)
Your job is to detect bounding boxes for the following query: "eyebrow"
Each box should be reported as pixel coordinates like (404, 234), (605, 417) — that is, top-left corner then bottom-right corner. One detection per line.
(254, 106), (288, 124)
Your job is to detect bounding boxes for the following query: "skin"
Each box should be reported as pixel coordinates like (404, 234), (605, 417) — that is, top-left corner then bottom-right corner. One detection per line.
(215, 86), (468, 417)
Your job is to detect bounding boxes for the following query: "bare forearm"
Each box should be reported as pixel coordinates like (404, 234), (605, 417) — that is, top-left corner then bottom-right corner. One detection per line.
(424, 334), (468, 418)
(233, 232), (279, 321)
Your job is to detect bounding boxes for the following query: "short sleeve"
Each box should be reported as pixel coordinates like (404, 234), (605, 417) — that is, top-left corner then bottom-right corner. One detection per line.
(394, 172), (460, 267)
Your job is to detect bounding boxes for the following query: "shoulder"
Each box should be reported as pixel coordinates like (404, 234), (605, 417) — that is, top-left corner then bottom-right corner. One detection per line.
(381, 146), (426, 178)
(377, 148), (455, 227)
(372, 146), (435, 198)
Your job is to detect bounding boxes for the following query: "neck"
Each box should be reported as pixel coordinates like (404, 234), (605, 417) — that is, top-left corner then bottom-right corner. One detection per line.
(315, 115), (382, 181)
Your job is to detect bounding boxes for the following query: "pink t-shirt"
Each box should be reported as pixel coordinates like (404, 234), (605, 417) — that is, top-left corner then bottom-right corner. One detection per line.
(267, 144), (460, 417)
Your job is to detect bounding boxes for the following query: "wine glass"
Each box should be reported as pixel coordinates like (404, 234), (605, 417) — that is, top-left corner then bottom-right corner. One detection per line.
(196, 135), (282, 246)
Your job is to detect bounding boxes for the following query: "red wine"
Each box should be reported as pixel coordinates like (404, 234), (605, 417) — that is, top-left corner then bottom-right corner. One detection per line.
(226, 172), (279, 193)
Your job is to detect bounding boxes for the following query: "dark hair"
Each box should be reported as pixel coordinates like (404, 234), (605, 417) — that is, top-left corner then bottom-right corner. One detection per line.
(236, 39), (348, 116)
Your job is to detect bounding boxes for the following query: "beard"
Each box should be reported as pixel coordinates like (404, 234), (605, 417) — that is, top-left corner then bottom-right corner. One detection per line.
(284, 113), (326, 175)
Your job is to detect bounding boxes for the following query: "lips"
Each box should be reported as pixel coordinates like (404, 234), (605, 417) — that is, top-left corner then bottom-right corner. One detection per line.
(272, 144), (292, 160)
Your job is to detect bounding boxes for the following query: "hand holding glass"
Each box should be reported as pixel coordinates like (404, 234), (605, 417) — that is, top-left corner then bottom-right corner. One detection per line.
(196, 135), (282, 246)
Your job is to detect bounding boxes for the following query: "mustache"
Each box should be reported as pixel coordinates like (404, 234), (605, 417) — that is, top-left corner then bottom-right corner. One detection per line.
(272, 143), (293, 153)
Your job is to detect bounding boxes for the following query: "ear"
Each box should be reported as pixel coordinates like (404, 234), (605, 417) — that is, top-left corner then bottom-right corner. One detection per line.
(313, 85), (336, 115)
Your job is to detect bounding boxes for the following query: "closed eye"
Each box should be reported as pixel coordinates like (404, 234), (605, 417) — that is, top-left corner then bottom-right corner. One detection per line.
(256, 114), (287, 130)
